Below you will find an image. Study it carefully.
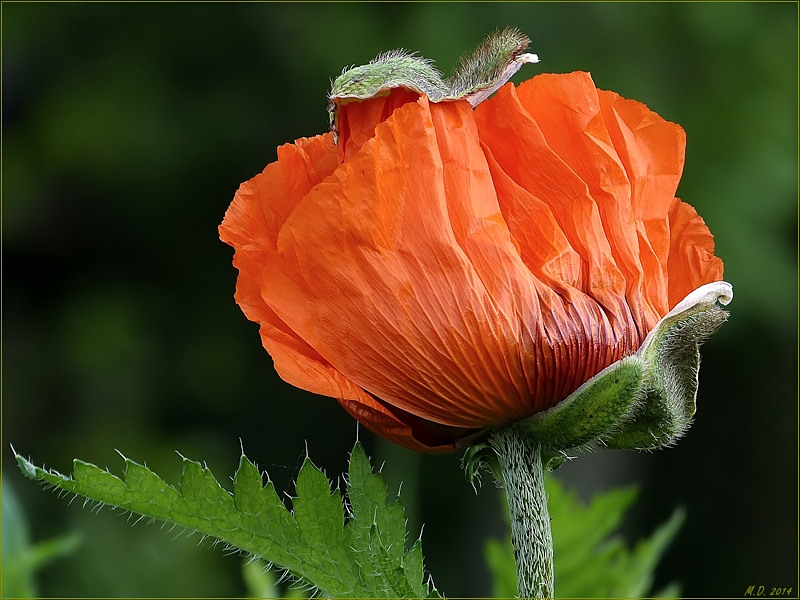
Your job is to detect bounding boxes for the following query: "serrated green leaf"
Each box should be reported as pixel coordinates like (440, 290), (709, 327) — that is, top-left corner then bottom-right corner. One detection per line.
(231, 456), (300, 570)
(403, 539), (426, 593)
(484, 475), (684, 598)
(291, 458), (358, 594)
(15, 443), (438, 598)
(345, 443), (434, 598)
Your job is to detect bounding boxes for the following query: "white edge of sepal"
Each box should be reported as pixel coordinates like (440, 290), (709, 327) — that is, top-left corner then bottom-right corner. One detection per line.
(517, 53), (540, 65)
(463, 53), (541, 107)
(637, 281), (733, 357)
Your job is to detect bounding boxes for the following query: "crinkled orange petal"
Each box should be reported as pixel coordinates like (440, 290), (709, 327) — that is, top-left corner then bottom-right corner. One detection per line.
(597, 87), (687, 320)
(336, 88), (420, 161)
(339, 392), (484, 453)
(220, 135), (335, 348)
(474, 77), (638, 334)
(264, 98), (549, 425)
(474, 71), (722, 335)
(220, 128), (472, 452)
(262, 96), (545, 428)
(517, 74), (669, 329)
(220, 134), (336, 337)
(666, 199), (724, 307)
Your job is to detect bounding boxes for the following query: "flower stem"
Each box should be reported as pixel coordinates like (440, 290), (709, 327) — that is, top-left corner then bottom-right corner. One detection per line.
(490, 427), (554, 599)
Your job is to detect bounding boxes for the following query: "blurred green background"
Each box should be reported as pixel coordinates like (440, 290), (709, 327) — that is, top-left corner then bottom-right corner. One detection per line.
(3, 2), (797, 598)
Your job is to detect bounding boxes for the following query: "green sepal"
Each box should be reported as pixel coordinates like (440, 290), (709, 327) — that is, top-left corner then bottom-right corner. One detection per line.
(462, 441), (502, 489)
(330, 52), (448, 106)
(446, 27), (538, 105)
(514, 356), (645, 452)
(463, 356), (645, 480)
(605, 282), (732, 450)
(463, 282), (732, 479)
(541, 451), (570, 472)
(328, 27), (539, 139)
(517, 281), (732, 455)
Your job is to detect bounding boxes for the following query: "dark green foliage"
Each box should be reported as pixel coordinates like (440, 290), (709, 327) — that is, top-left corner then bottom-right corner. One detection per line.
(2, 479), (82, 598)
(485, 475), (684, 598)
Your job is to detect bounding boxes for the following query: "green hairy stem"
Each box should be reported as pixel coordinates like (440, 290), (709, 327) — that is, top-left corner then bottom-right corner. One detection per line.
(490, 427), (554, 599)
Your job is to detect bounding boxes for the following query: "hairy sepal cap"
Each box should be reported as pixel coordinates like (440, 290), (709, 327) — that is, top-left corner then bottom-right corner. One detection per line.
(605, 281), (733, 450)
(464, 282), (732, 481)
(328, 27), (539, 139)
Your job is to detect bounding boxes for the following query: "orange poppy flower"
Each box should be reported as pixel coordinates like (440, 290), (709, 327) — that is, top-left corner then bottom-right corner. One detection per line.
(220, 71), (723, 454)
